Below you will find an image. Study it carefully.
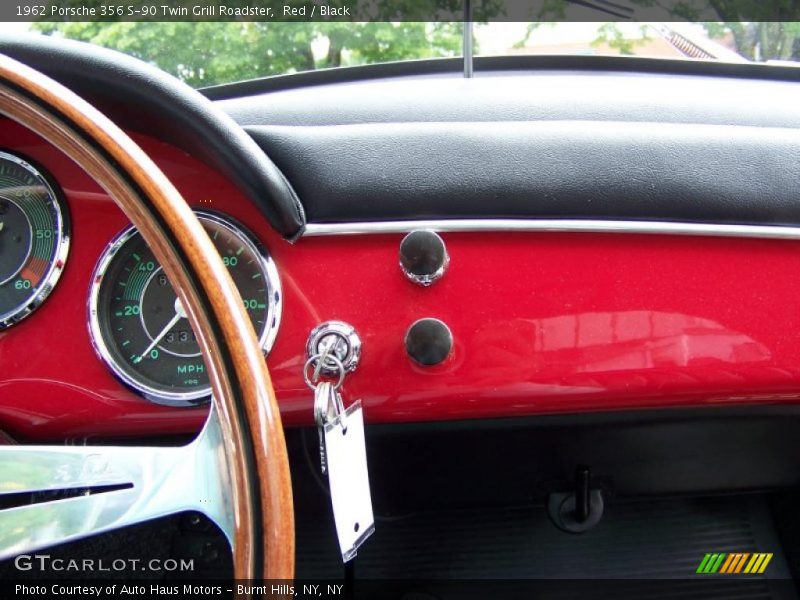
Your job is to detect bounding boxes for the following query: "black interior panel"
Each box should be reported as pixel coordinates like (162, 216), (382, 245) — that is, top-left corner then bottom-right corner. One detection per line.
(248, 120), (800, 225)
(219, 67), (800, 129)
(297, 406), (800, 511)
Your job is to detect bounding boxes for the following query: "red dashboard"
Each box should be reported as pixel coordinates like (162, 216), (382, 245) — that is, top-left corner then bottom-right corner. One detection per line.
(3, 118), (800, 441)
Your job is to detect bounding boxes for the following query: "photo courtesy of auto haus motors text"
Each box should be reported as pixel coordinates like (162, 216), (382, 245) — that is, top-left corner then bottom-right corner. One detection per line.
(12, 584), (344, 598)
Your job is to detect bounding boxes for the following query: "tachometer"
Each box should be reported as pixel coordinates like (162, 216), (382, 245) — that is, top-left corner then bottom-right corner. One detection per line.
(89, 212), (281, 406)
(0, 151), (69, 329)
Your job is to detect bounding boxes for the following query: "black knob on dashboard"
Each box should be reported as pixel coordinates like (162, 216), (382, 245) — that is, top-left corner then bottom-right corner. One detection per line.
(399, 230), (448, 286)
(405, 318), (453, 366)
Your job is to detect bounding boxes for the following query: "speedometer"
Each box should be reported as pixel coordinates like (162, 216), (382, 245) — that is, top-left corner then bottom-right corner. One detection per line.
(0, 151), (69, 329)
(89, 212), (281, 406)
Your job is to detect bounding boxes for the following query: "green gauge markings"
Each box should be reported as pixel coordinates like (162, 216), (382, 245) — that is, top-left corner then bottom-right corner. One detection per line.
(0, 152), (69, 329)
(90, 212), (281, 406)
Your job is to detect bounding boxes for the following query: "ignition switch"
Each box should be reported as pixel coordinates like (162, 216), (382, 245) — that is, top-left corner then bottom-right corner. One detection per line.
(306, 321), (362, 376)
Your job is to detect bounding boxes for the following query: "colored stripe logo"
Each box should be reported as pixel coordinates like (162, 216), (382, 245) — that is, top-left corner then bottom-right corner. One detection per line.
(696, 553), (773, 574)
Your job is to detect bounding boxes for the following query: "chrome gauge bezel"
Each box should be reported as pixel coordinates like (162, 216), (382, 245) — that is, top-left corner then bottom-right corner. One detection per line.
(0, 150), (70, 330)
(198, 211), (283, 357)
(88, 211), (282, 407)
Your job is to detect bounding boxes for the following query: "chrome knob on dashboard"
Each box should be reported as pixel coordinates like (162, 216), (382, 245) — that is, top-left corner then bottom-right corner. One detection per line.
(306, 321), (362, 376)
(399, 230), (448, 286)
(405, 318), (453, 366)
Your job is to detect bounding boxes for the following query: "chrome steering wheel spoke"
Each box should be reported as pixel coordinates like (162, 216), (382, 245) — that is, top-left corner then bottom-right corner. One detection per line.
(0, 407), (233, 561)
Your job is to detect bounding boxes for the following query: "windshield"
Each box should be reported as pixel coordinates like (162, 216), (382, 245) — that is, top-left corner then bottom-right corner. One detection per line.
(11, 21), (800, 88)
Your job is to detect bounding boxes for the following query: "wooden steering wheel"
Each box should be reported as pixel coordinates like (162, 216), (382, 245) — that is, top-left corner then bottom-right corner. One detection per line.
(0, 54), (294, 580)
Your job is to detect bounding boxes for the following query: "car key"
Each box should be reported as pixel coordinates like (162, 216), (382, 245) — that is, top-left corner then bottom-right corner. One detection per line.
(307, 352), (375, 562)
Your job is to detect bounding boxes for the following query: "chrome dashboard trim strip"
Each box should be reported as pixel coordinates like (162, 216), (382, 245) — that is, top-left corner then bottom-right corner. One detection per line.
(302, 219), (800, 240)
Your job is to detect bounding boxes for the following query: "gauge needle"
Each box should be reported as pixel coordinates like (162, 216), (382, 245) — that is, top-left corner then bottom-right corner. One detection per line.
(132, 297), (187, 364)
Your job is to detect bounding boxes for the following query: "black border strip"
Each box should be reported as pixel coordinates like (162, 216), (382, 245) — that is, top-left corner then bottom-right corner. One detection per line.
(0, 78), (266, 584)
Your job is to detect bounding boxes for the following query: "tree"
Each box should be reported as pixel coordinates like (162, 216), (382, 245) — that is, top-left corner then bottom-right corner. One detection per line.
(525, 0), (800, 62)
(702, 21), (800, 61)
(592, 23), (652, 55)
(32, 21), (465, 87)
(668, 1), (800, 61)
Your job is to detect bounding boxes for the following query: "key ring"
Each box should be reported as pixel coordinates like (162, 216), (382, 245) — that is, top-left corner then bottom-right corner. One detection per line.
(304, 353), (346, 391)
(313, 380), (348, 432)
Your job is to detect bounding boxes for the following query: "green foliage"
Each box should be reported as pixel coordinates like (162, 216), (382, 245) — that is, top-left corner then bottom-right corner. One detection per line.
(31, 21), (464, 87)
(530, 0), (800, 61)
(34, 1), (800, 91)
(703, 21), (800, 61)
(592, 23), (652, 55)
(513, 22), (548, 49)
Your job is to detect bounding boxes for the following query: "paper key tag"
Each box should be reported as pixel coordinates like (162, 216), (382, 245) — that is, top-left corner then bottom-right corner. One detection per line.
(323, 399), (375, 562)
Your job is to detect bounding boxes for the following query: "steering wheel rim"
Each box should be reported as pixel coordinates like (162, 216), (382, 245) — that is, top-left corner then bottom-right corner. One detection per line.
(0, 53), (294, 579)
